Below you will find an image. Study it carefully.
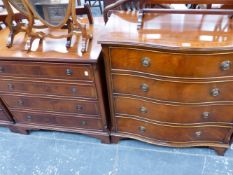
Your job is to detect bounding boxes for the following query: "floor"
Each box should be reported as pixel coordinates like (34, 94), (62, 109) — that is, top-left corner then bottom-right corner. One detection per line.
(0, 126), (232, 175)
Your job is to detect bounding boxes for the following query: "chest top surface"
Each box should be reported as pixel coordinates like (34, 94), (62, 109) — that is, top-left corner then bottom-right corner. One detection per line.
(0, 17), (104, 63)
(99, 11), (233, 52)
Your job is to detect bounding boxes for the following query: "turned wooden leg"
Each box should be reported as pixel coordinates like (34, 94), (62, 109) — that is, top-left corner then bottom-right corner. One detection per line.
(9, 126), (29, 135)
(210, 147), (227, 156)
(25, 36), (36, 52)
(84, 3), (94, 24)
(66, 19), (72, 48)
(111, 135), (123, 144)
(6, 30), (15, 48)
(81, 37), (88, 53)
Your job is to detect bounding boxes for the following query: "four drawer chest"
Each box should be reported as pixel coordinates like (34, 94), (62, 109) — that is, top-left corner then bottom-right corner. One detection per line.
(0, 12), (233, 155)
(99, 12), (233, 155)
(0, 18), (110, 143)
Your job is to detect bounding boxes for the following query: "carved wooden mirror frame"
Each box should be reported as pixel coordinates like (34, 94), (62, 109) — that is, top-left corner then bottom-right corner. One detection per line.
(3, 0), (92, 52)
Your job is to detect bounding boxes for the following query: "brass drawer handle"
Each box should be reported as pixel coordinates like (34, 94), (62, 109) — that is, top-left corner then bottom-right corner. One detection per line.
(220, 60), (231, 71)
(140, 106), (147, 114)
(66, 69), (73, 76)
(211, 88), (220, 97)
(138, 126), (146, 133)
(195, 131), (202, 137)
(8, 83), (14, 91)
(17, 99), (24, 106)
(202, 112), (210, 119)
(0, 66), (4, 73)
(26, 115), (32, 121)
(80, 121), (87, 126)
(140, 83), (149, 92)
(141, 57), (151, 67)
(71, 87), (77, 94)
(76, 105), (83, 111)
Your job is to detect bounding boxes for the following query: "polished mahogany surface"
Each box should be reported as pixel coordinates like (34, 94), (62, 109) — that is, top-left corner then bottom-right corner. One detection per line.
(99, 12), (233, 155)
(0, 17), (103, 62)
(99, 11), (233, 52)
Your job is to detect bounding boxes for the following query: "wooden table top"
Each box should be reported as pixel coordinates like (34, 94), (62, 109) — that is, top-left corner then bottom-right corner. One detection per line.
(99, 11), (233, 53)
(0, 17), (104, 63)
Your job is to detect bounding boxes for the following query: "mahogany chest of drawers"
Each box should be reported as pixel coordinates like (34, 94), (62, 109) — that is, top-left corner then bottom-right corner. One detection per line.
(0, 18), (110, 143)
(99, 12), (233, 155)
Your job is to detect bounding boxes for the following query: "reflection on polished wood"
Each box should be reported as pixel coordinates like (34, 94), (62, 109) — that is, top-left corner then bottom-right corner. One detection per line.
(0, 17), (102, 61)
(100, 12), (233, 51)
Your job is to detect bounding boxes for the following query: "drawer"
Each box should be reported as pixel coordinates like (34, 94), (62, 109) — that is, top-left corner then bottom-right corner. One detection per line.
(110, 48), (233, 78)
(1, 95), (99, 116)
(0, 79), (97, 99)
(116, 117), (231, 143)
(0, 108), (11, 122)
(114, 96), (233, 124)
(0, 61), (93, 81)
(112, 74), (233, 103)
(11, 110), (103, 130)
(0, 101), (12, 122)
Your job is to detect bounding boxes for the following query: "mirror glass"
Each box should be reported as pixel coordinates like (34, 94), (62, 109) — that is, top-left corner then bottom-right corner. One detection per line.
(28, 0), (69, 26)
(9, 0), (27, 14)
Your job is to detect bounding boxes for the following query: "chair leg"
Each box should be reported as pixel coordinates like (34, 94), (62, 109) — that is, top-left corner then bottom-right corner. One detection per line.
(99, 0), (103, 14)
(77, 0), (81, 6)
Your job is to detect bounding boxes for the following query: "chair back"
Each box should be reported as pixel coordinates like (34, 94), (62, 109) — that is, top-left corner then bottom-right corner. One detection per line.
(104, 0), (233, 23)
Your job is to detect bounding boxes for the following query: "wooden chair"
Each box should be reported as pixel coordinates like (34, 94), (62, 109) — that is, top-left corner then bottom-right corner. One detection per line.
(85, 0), (103, 14)
(103, 0), (172, 23)
(104, 0), (233, 24)
(136, 0), (233, 29)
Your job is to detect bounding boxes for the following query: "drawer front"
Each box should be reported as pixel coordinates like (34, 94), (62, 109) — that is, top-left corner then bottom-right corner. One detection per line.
(1, 95), (99, 116)
(116, 117), (230, 143)
(11, 111), (103, 130)
(0, 61), (93, 81)
(0, 105), (11, 122)
(0, 109), (10, 122)
(115, 96), (233, 124)
(110, 48), (233, 78)
(0, 79), (97, 99)
(112, 74), (233, 103)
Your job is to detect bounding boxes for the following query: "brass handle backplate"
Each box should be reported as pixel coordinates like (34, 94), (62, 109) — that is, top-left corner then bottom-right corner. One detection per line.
(138, 126), (146, 133)
(202, 112), (210, 119)
(71, 87), (77, 94)
(66, 69), (73, 76)
(195, 131), (202, 137)
(17, 99), (24, 106)
(26, 115), (32, 120)
(220, 60), (231, 71)
(211, 88), (220, 97)
(140, 83), (149, 92)
(0, 66), (4, 73)
(140, 106), (148, 114)
(80, 121), (87, 126)
(76, 105), (83, 111)
(141, 57), (151, 67)
(8, 83), (14, 91)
